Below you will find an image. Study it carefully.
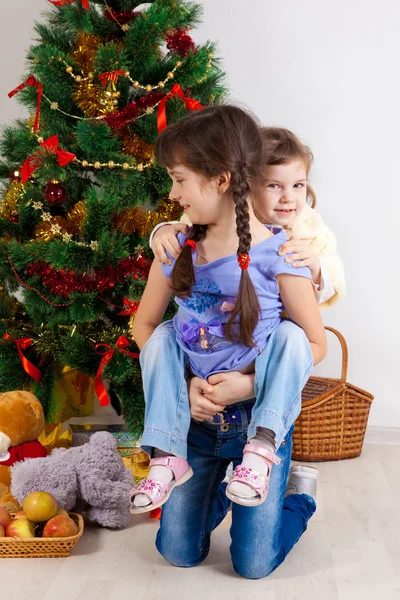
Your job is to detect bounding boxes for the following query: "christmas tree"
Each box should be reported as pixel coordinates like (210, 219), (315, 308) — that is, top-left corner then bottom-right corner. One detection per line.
(0, 0), (225, 432)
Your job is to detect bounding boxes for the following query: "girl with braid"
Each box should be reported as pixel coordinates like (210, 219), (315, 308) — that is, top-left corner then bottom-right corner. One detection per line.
(129, 105), (326, 578)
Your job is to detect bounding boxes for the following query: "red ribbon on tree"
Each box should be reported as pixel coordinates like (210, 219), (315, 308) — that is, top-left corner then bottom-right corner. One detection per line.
(21, 135), (76, 183)
(48, 0), (89, 9)
(157, 83), (204, 132)
(95, 336), (139, 407)
(2, 333), (42, 383)
(8, 75), (43, 133)
(118, 297), (139, 316)
(98, 70), (126, 87)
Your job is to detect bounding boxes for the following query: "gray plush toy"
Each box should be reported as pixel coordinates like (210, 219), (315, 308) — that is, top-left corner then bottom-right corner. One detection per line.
(11, 431), (134, 529)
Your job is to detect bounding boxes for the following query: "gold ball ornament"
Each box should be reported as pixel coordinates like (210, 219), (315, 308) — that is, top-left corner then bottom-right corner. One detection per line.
(108, 161), (115, 169)
(94, 161), (101, 169)
(136, 163), (144, 172)
(37, 136), (44, 144)
(176, 61), (182, 67)
(124, 71), (130, 78)
(145, 84), (152, 92)
(158, 81), (165, 88)
(167, 72), (174, 79)
(122, 163), (130, 170)
(66, 66), (73, 74)
(75, 75), (82, 83)
(81, 160), (88, 168)
(132, 80), (139, 88)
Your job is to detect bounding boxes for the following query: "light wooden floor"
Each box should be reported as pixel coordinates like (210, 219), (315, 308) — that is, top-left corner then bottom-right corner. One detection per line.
(2, 442), (400, 600)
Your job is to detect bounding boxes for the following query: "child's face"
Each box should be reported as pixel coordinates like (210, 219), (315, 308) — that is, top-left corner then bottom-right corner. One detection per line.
(258, 159), (308, 226)
(167, 165), (230, 225)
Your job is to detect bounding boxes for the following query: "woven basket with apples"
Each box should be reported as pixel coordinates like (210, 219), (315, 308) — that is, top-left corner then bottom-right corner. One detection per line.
(0, 491), (83, 558)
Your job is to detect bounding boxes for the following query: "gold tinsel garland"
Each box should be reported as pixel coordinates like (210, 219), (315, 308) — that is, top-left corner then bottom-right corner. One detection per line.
(113, 199), (182, 237)
(33, 215), (67, 243)
(71, 32), (102, 73)
(72, 80), (107, 118)
(121, 132), (154, 162)
(0, 180), (24, 220)
(66, 200), (86, 235)
(70, 32), (112, 117)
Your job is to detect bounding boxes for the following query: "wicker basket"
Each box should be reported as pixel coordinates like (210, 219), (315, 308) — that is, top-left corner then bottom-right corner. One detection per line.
(0, 512), (84, 558)
(292, 327), (374, 462)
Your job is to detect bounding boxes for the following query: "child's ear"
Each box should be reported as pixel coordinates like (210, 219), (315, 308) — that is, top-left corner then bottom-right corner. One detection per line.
(218, 171), (231, 193)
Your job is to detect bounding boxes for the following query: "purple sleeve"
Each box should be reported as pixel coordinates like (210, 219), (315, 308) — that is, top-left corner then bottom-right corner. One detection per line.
(161, 232), (188, 280)
(267, 255), (312, 281)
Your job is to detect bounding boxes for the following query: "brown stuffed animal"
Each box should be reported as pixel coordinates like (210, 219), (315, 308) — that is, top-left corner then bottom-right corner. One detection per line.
(0, 391), (47, 512)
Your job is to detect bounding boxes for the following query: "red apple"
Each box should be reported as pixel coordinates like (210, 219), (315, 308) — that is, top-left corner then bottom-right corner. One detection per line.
(0, 525), (5, 537)
(42, 515), (78, 538)
(0, 507), (12, 528)
(23, 491), (58, 522)
(13, 511), (26, 520)
(5, 518), (35, 538)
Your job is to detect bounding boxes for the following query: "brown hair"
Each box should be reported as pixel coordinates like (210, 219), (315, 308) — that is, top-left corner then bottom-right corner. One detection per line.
(155, 105), (263, 347)
(260, 127), (316, 208)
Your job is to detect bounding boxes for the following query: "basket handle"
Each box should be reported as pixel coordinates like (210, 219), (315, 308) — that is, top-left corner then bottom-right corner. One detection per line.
(324, 326), (348, 382)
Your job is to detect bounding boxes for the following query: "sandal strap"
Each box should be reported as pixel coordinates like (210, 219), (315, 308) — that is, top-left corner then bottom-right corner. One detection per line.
(243, 442), (281, 466)
(130, 477), (168, 504)
(229, 465), (268, 492)
(150, 456), (191, 481)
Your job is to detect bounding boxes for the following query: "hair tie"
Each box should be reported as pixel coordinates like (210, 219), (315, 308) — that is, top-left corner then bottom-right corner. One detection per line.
(184, 239), (196, 251)
(238, 253), (250, 270)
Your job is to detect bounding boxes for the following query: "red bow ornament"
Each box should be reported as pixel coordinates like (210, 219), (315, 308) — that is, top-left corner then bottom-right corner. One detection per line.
(98, 70), (126, 87)
(8, 75), (43, 133)
(118, 297), (139, 316)
(95, 336), (139, 406)
(21, 135), (76, 183)
(157, 83), (204, 132)
(2, 333), (42, 383)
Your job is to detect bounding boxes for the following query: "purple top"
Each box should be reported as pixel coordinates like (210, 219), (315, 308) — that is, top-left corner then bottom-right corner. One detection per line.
(162, 228), (311, 378)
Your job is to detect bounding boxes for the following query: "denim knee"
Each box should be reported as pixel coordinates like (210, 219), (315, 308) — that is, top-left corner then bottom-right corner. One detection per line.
(233, 553), (280, 580)
(156, 532), (209, 568)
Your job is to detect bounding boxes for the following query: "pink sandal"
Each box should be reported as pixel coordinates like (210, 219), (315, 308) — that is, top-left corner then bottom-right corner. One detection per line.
(129, 456), (193, 514)
(226, 443), (281, 507)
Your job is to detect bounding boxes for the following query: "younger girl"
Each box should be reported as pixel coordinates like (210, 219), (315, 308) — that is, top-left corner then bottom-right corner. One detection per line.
(130, 106), (326, 515)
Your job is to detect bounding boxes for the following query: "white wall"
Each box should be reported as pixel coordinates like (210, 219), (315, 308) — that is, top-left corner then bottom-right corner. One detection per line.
(1, 0), (399, 427)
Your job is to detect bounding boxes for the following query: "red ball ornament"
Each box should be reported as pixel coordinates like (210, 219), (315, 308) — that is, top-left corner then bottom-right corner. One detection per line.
(44, 181), (66, 205)
(9, 169), (21, 183)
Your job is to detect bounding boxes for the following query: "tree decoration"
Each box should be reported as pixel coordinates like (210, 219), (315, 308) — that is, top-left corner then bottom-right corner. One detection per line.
(44, 181), (67, 205)
(166, 28), (196, 56)
(1, 0), (226, 430)
(113, 200), (182, 237)
(0, 180), (24, 221)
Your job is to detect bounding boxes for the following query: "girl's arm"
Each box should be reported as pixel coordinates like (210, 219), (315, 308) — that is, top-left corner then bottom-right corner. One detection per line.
(131, 260), (173, 349)
(149, 213), (192, 264)
(276, 274), (327, 365)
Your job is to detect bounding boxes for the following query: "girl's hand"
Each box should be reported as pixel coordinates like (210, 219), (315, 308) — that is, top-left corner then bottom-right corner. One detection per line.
(278, 236), (322, 285)
(188, 377), (223, 421)
(151, 223), (190, 265)
(205, 371), (255, 405)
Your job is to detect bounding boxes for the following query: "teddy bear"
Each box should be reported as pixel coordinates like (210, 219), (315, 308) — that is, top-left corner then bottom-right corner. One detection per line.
(0, 390), (48, 512)
(11, 431), (134, 529)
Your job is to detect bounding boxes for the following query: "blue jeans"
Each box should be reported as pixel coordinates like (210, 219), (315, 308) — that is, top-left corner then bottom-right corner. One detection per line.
(139, 319), (316, 577)
(139, 320), (314, 458)
(156, 420), (316, 579)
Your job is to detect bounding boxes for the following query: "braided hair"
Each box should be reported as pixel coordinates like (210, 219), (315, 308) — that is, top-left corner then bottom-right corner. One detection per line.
(155, 105), (263, 347)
